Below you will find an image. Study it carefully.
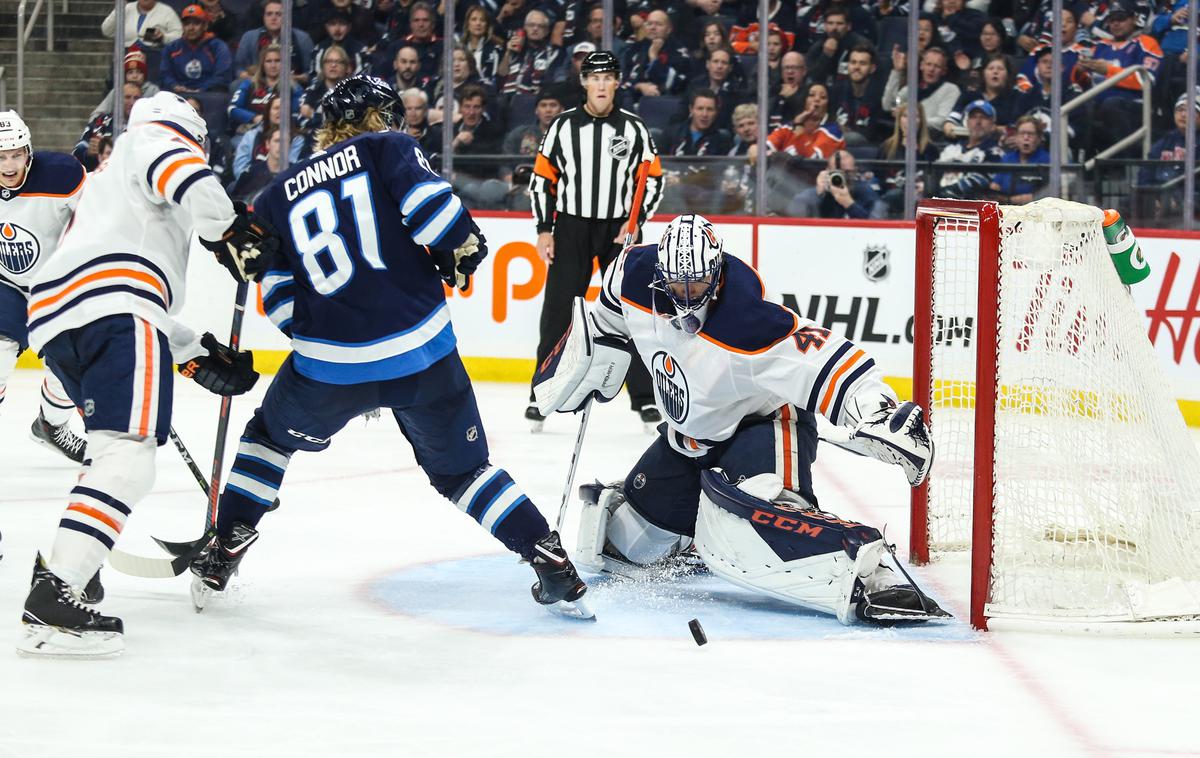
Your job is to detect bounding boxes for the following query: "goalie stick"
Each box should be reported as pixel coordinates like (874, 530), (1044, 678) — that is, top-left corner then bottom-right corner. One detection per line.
(553, 160), (652, 535)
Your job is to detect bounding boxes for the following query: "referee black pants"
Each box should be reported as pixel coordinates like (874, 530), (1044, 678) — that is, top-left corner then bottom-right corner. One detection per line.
(531, 213), (653, 410)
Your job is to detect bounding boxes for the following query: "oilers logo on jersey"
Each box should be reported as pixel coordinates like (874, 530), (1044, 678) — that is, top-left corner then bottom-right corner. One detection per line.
(651, 351), (689, 423)
(0, 221), (40, 275)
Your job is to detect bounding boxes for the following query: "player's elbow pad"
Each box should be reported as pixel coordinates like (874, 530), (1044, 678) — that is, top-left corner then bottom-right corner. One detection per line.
(533, 297), (632, 415)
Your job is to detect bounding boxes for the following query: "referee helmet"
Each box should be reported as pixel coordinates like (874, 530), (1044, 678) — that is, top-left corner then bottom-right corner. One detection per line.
(580, 51), (621, 80)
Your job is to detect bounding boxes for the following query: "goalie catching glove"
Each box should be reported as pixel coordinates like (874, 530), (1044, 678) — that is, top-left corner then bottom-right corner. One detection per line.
(431, 224), (488, 291)
(200, 201), (280, 283)
(533, 297), (632, 415)
(842, 396), (934, 487)
(179, 332), (259, 396)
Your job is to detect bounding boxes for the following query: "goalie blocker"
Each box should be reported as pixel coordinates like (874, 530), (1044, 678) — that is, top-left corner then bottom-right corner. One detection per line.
(532, 297), (632, 415)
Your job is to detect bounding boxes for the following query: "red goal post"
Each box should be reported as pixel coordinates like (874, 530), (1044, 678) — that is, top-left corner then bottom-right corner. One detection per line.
(910, 198), (1200, 634)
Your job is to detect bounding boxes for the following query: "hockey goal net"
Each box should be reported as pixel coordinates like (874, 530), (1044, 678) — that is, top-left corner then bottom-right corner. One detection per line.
(911, 197), (1200, 631)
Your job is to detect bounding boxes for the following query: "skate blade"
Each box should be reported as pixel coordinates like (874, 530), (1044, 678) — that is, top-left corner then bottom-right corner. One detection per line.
(16, 624), (123, 658)
(643, 422), (657, 435)
(528, 419), (545, 434)
(190, 575), (213, 613)
(861, 606), (953, 624)
(545, 596), (596, 621)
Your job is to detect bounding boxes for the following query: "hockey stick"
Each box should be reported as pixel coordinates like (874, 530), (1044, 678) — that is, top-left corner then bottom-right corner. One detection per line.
(109, 283), (253, 579)
(552, 160), (652, 533)
(152, 426), (278, 557)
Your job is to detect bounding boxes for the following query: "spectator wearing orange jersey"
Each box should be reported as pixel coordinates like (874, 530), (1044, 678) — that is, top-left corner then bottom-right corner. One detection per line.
(765, 83), (846, 159)
(1075, 0), (1162, 153)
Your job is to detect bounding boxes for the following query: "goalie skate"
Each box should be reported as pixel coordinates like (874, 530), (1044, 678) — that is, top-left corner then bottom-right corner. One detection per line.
(855, 584), (952, 623)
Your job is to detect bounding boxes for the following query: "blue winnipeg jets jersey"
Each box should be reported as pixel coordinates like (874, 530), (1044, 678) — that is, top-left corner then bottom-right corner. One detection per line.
(0, 152), (85, 295)
(255, 131), (474, 384)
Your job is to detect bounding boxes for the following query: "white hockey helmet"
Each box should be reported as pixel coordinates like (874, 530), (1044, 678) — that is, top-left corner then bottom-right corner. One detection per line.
(128, 91), (209, 146)
(0, 111), (32, 154)
(652, 214), (724, 334)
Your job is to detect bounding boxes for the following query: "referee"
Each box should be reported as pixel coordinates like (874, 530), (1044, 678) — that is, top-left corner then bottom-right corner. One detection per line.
(526, 50), (664, 430)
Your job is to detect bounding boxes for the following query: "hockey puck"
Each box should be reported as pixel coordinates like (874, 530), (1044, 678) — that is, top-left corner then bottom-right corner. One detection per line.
(688, 618), (707, 646)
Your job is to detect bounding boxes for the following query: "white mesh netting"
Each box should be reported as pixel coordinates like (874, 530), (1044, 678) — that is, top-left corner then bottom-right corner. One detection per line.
(924, 197), (1200, 623)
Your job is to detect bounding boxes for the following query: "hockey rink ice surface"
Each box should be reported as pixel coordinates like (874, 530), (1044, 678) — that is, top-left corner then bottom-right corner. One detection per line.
(1, 372), (1198, 758)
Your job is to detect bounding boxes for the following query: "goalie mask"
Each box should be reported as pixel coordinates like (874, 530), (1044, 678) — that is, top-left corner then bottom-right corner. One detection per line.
(0, 110), (33, 189)
(652, 214), (724, 335)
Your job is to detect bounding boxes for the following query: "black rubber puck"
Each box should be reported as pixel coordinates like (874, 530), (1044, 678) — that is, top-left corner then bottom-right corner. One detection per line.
(688, 618), (707, 646)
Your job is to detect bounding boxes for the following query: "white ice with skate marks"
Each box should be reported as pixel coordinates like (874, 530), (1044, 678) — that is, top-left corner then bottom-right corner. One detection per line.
(2, 374), (1200, 757)
(369, 554), (973, 641)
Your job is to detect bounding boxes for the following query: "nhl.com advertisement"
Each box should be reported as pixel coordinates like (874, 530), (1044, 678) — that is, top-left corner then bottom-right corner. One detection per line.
(169, 213), (1200, 422)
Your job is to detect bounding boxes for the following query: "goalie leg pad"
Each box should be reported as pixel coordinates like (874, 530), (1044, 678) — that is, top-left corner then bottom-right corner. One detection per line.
(694, 469), (888, 623)
(533, 297), (631, 415)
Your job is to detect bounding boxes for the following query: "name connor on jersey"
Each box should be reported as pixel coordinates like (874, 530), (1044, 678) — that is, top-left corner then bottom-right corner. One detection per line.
(283, 145), (363, 200)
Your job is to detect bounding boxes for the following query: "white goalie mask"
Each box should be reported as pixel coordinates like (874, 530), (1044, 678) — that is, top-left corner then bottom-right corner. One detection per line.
(651, 214), (724, 335)
(128, 91), (209, 147)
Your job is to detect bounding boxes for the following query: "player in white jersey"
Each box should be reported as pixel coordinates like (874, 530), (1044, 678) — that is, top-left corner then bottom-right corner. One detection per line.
(0, 111), (89, 463)
(16, 92), (276, 658)
(534, 214), (949, 624)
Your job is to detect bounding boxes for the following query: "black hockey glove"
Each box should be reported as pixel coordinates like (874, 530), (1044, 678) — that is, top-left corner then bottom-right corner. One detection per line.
(179, 333), (259, 396)
(200, 201), (280, 284)
(431, 225), (488, 291)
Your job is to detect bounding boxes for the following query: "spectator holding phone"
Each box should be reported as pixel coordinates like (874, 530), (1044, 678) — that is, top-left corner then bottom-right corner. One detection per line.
(101, 0), (181, 49)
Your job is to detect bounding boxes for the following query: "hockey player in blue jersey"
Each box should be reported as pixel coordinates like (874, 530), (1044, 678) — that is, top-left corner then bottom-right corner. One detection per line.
(190, 75), (592, 619)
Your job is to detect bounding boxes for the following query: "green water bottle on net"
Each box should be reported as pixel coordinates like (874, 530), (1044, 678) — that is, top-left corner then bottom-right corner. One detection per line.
(1102, 209), (1150, 285)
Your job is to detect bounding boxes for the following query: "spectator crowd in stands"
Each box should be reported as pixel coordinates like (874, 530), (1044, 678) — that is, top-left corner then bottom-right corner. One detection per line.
(79, 0), (1199, 218)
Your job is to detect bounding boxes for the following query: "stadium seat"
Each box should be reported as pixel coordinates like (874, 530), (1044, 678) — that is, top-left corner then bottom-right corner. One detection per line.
(636, 96), (683, 134)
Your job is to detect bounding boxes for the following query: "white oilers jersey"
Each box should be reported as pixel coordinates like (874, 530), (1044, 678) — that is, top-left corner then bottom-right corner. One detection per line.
(0, 152), (85, 294)
(27, 120), (235, 354)
(594, 245), (896, 453)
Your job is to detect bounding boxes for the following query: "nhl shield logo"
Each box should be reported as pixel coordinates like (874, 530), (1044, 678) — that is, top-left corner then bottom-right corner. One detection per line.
(0, 188), (10, 200)
(862, 245), (890, 282)
(84, 399), (95, 417)
(651, 351), (689, 423)
(608, 135), (631, 160)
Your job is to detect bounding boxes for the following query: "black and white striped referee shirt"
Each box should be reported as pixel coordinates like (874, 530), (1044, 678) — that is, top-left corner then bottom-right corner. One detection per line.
(529, 106), (664, 233)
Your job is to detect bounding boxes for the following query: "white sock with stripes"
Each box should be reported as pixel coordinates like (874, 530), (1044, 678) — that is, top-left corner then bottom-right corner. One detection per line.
(39, 370), (75, 427)
(48, 431), (156, 587)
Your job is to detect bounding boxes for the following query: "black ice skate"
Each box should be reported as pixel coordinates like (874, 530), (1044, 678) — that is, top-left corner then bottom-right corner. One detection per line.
(529, 531), (594, 620)
(30, 410), (86, 463)
(17, 553), (123, 658)
(31, 565), (104, 604)
(525, 403), (545, 433)
(189, 523), (259, 612)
